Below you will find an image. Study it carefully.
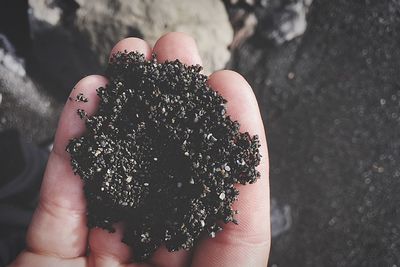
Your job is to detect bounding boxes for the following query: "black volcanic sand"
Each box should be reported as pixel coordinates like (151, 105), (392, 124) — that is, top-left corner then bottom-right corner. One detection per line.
(66, 52), (261, 261)
(227, 1), (400, 266)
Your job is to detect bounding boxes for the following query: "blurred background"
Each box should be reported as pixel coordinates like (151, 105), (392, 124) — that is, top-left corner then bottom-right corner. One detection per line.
(1, 0), (400, 266)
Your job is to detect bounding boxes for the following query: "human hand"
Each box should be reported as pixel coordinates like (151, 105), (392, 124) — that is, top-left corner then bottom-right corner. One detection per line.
(10, 32), (270, 267)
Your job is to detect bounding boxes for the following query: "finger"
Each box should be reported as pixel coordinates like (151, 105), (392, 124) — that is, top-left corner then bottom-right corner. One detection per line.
(84, 38), (154, 266)
(110, 37), (152, 60)
(191, 70), (271, 267)
(88, 223), (134, 267)
(142, 32), (201, 267)
(10, 252), (86, 267)
(26, 75), (108, 258)
(152, 32), (202, 66)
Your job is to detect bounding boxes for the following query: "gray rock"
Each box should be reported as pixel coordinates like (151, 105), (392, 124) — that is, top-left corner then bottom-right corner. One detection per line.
(0, 34), (26, 76)
(226, 0), (313, 47)
(271, 198), (292, 237)
(28, 0), (62, 29)
(0, 40), (60, 143)
(73, 0), (233, 74)
(28, 0), (100, 100)
(267, 0), (313, 44)
(28, 0), (233, 97)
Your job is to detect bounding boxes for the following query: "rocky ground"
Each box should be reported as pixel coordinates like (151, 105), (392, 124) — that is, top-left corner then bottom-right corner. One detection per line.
(1, 0), (400, 266)
(227, 0), (400, 266)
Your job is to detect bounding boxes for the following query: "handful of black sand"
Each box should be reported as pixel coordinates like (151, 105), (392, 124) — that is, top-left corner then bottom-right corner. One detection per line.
(67, 52), (261, 260)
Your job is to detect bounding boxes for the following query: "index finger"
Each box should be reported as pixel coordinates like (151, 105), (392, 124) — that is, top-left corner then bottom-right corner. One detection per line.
(26, 75), (108, 258)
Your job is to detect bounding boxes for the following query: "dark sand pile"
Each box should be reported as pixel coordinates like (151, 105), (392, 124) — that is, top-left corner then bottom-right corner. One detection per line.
(67, 52), (261, 260)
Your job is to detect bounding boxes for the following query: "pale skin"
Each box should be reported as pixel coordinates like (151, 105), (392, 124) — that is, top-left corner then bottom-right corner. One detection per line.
(10, 32), (271, 267)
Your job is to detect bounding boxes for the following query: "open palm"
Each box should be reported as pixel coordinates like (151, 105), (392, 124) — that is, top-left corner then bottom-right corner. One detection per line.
(10, 33), (270, 267)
